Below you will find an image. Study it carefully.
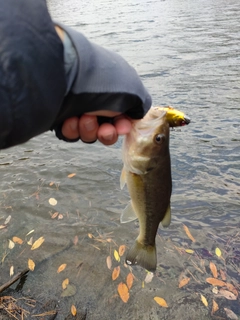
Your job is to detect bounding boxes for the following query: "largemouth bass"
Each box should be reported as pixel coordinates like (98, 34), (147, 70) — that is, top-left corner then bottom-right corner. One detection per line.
(120, 106), (190, 271)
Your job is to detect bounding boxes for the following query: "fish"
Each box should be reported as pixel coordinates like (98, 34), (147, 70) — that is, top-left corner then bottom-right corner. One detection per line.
(120, 106), (190, 272)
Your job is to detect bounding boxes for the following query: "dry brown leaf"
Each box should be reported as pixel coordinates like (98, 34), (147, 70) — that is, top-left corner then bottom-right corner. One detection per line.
(206, 278), (226, 287)
(68, 173), (76, 178)
(219, 269), (227, 281)
(88, 233), (93, 239)
(57, 263), (67, 273)
(31, 236), (45, 250)
(183, 224), (196, 242)
(224, 308), (238, 320)
(10, 265), (14, 276)
(71, 304), (77, 316)
(126, 273), (134, 290)
(179, 277), (190, 288)
(49, 182), (54, 186)
(212, 300), (219, 314)
(200, 294), (208, 307)
(114, 250), (120, 262)
(62, 278), (69, 290)
(117, 282), (129, 303)
(225, 283), (238, 297)
(12, 236), (23, 244)
(112, 266), (120, 281)
(218, 288), (237, 300)
(106, 256), (112, 270)
(8, 239), (15, 249)
(154, 297), (168, 308)
(28, 259), (35, 271)
(209, 262), (218, 278)
(51, 212), (59, 219)
(118, 245), (126, 256)
(145, 272), (154, 284)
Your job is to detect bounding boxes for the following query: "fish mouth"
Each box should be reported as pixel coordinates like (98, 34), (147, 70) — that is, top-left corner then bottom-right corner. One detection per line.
(182, 116), (191, 125)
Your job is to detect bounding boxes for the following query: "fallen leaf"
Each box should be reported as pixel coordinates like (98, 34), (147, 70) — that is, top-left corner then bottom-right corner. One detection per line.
(8, 239), (15, 249)
(58, 214), (63, 220)
(57, 264), (67, 273)
(27, 237), (33, 246)
(224, 308), (238, 320)
(73, 235), (78, 246)
(106, 256), (112, 270)
(49, 182), (54, 186)
(142, 281), (145, 288)
(71, 305), (77, 316)
(200, 294), (208, 307)
(209, 262), (218, 278)
(117, 282), (129, 303)
(49, 198), (57, 206)
(183, 224), (196, 242)
(28, 259), (35, 271)
(215, 247), (221, 257)
(212, 287), (218, 294)
(68, 173), (76, 178)
(62, 278), (69, 290)
(114, 250), (120, 262)
(218, 288), (237, 300)
(10, 265), (14, 276)
(145, 272), (154, 284)
(206, 278), (226, 287)
(112, 266), (120, 281)
(225, 283), (238, 297)
(12, 236), (23, 245)
(179, 277), (190, 288)
(0, 225), (6, 229)
(126, 273), (134, 289)
(61, 284), (76, 297)
(31, 236), (45, 250)
(154, 297), (168, 308)
(185, 249), (194, 254)
(219, 269), (226, 281)
(212, 300), (219, 314)
(51, 212), (59, 219)
(26, 229), (34, 236)
(88, 233), (93, 239)
(118, 245), (126, 256)
(4, 215), (11, 225)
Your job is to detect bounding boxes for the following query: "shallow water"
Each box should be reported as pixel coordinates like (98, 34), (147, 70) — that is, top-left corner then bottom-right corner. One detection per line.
(0, 0), (239, 319)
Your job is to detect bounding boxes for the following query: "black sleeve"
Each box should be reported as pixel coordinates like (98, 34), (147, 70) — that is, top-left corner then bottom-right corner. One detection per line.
(0, 0), (66, 149)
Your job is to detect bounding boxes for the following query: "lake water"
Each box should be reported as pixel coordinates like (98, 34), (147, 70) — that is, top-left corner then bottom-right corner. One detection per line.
(0, 0), (239, 319)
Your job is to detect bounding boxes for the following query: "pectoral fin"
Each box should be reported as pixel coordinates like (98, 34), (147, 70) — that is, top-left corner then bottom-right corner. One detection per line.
(161, 204), (171, 227)
(120, 201), (137, 223)
(120, 167), (126, 189)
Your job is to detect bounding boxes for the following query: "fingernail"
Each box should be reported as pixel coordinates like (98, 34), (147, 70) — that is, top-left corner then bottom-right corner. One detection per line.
(84, 120), (95, 131)
(104, 133), (114, 141)
(70, 121), (78, 131)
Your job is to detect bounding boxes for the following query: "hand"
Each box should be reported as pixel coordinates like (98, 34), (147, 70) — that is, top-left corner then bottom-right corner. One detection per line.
(61, 111), (132, 145)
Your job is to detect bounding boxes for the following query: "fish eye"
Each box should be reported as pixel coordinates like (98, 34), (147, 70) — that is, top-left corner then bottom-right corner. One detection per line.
(155, 134), (164, 145)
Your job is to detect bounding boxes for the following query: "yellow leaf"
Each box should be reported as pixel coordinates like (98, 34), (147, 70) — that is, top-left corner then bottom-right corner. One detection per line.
(215, 247), (221, 257)
(10, 265), (14, 276)
(209, 262), (218, 278)
(183, 224), (196, 242)
(62, 278), (69, 290)
(106, 256), (112, 270)
(12, 236), (23, 244)
(112, 266), (120, 281)
(206, 278), (226, 287)
(118, 245), (126, 257)
(49, 198), (57, 206)
(154, 297), (168, 308)
(27, 237), (33, 246)
(57, 263), (67, 273)
(114, 249), (120, 262)
(200, 294), (208, 307)
(8, 239), (15, 249)
(68, 173), (76, 178)
(31, 236), (45, 250)
(117, 282), (129, 303)
(0, 225), (6, 229)
(26, 229), (34, 236)
(185, 249), (194, 254)
(71, 304), (77, 316)
(179, 277), (190, 288)
(142, 281), (145, 288)
(28, 259), (35, 271)
(126, 273), (134, 290)
(212, 300), (219, 314)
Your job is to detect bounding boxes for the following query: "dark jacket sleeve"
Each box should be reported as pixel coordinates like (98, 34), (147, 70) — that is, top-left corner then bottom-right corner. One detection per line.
(0, 0), (66, 149)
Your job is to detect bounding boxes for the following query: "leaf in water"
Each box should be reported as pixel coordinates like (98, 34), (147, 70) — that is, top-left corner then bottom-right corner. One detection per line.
(26, 229), (34, 236)
(8, 239), (15, 249)
(114, 250), (120, 262)
(179, 277), (190, 288)
(4, 215), (11, 225)
(10, 265), (14, 276)
(0, 225), (6, 229)
(200, 294), (208, 307)
(145, 272), (154, 284)
(106, 256), (112, 270)
(61, 284), (76, 297)
(57, 263), (67, 273)
(73, 235), (78, 246)
(31, 236), (45, 250)
(58, 214), (63, 220)
(112, 266), (120, 281)
(27, 237), (33, 246)
(183, 224), (196, 242)
(218, 289), (237, 300)
(49, 182), (54, 186)
(154, 297), (168, 308)
(71, 305), (77, 316)
(12, 236), (23, 245)
(209, 262), (218, 278)
(68, 173), (76, 178)
(212, 300), (219, 314)
(118, 245), (126, 257)
(215, 247), (221, 257)
(142, 281), (145, 288)
(206, 278), (226, 287)
(49, 198), (57, 206)
(219, 269), (226, 281)
(28, 259), (35, 271)
(224, 308), (238, 320)
(51, 212), (59, 219)
(225, 283), (238, 297)
(117, 282), (129, 303)
(126, 273), (134, 289)
(88, 233), (93, 239)
(185, 249), (194, 254)
(62, 278), (69, 290)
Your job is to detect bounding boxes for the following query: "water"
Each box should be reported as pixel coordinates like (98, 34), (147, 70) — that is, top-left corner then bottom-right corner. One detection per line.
(0, 0), (239, 319)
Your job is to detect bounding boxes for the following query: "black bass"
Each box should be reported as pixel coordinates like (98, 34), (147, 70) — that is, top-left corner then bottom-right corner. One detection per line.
(120, 106), (190, 271)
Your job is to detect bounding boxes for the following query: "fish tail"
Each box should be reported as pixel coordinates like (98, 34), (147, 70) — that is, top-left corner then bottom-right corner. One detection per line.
(125, 240), (156, 272)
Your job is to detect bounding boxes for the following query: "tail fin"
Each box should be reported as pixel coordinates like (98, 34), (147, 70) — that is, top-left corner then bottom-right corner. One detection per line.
(125, 240), (156, 272)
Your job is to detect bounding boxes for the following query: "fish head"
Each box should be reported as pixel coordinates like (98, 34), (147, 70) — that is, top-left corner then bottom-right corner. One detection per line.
(123, 107), (170, 174)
